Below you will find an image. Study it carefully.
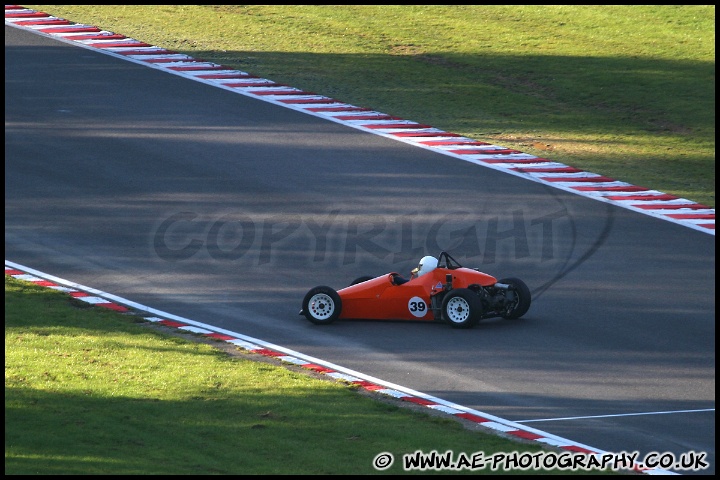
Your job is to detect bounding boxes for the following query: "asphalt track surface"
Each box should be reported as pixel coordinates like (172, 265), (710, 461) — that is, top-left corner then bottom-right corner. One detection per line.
(5, 21), (715, 474)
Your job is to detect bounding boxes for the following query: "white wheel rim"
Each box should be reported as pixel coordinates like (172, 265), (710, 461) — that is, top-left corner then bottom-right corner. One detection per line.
(309, 293), (335, 320)
(446, 297), (470, 323)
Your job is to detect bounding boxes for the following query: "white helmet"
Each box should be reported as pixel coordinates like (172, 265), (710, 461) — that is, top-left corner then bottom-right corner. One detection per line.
(414, 255), (438, 277)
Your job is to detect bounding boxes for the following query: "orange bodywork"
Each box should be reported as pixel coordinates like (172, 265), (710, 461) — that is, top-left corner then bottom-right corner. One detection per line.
(336, 267), (498, 321)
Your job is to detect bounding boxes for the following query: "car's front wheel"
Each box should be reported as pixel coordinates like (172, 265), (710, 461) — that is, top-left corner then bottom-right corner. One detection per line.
(302, 286), (342, 325)
(441, 288), (482, 329)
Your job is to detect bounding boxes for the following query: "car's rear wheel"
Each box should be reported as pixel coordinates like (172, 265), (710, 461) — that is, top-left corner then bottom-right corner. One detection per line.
(441, 288), (482, 329)
(302, 286), (342, 325)
(498, 277), (531, 319)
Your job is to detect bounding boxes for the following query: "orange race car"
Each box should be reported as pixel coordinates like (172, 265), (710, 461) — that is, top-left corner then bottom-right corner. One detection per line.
(300, 251), (531, 329)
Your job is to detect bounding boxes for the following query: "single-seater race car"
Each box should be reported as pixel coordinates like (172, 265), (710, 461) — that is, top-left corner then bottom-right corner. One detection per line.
(300, 251), (531, 329)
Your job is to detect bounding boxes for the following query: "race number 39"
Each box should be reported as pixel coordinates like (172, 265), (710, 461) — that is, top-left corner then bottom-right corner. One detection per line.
(408, 296), (428, 318)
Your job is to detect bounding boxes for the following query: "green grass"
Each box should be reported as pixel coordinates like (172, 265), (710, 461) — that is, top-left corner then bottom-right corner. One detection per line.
(5, 276), (618, 475)
(23, 5), (716, 207)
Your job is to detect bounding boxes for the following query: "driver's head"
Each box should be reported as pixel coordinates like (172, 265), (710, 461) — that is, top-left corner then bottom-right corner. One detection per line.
(412, 255), (438, 277)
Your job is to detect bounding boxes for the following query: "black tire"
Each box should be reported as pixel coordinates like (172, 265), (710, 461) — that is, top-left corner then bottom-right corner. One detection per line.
(498, 277), (531, 319)
(302, 286), (342, 325)
(441, 288), (482, 329)
(349, 276), (374, 286)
